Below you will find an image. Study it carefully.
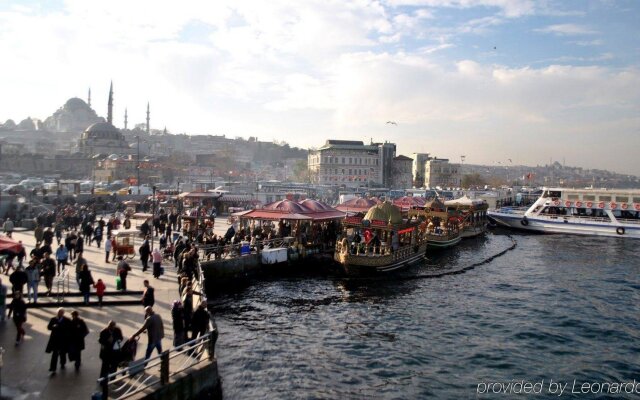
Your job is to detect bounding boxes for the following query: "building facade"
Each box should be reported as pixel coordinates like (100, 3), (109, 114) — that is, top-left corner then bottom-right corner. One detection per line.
(391, 155), (413, 189)
(423, 158), (461, 188)
(411, 153), (430, 187)
(308, 140), (397, 188)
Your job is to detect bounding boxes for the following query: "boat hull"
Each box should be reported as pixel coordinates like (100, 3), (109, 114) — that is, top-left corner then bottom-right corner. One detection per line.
(460, 225), (487, 238)
(426, 236), (462, 249)
(488, 211), (640, 239)
(334, 242), (428, 274)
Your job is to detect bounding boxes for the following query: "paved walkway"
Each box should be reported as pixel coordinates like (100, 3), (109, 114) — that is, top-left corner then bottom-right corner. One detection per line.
(0, 218), (231, 399)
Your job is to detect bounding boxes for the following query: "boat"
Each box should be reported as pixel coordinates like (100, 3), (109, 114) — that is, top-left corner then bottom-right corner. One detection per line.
(334, 201), (428, 273)
(444, 196), (489, 238)
(488, 187), (640, 239)
(407, 198), (462, 249)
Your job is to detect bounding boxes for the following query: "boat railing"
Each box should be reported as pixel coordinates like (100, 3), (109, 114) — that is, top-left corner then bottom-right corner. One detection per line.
(197, 237), (293, 261)
(494, 206), (529, 214)
(537, 214), (613, 224)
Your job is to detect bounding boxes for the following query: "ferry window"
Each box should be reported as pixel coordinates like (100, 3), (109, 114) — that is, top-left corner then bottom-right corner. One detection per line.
(614, 195), (629, 202)
(549, 191), (562, 198)
(568, 194), (579, 200)
(634, 197), (640, 203)
(583, 195), (595, 201)
(598, 196), (611, 202)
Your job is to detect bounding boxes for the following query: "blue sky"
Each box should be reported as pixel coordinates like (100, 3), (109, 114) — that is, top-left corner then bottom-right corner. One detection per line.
(0, 0), (638, 174)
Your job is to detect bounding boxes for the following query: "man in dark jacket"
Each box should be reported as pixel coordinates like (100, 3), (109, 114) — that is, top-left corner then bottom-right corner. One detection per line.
(139, 238), (151, 272)
(68, 310), (89, 370)
(99, 320), (123, 378)
(9, 266), (28, 295)
(141, 280), (155, 308)
(46, 307), (71, 375)
(190, 302), (210, 340)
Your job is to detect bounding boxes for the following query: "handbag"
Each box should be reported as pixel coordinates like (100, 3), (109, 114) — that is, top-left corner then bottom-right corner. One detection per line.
(116, 276), (122, 290)
(113, 339), (122, 351)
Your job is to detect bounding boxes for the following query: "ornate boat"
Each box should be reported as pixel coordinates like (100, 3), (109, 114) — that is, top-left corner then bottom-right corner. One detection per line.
(407, 198), (462, 249)
(444, 196), (489, 238)
(334, 201), (427, 273)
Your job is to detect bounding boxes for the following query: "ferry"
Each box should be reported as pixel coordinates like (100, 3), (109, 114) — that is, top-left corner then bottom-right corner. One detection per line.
(335, 201), (428, 273)
(488, 187), (640, 239)
(407, 198), (462, 249)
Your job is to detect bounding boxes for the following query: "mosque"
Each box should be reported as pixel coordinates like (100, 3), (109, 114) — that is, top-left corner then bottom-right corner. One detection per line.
(77, 82), (134, 157)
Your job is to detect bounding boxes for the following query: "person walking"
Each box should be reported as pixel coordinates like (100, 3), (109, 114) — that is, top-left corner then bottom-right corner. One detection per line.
(34, 224), (44, 247)
(55, 244), (68, 275)
(117, 256), (131, 291)
(3, 218), (14, 238)
(46, 307), (71, 375)
(78, 264), (95, 304)
(0, 278), (6, 321)
(132, 306), (164, 360)
(9, 266), (28, 296)
(94, 278), (106, 307)
(110, 236), (117, 261)
(25, 260), (40, 303)
(139, 238), (151, 272)
(65, 231), (77, 261)
(94, 224), (103, 248)
(74, 252), (87, 289)
(141, 280), (155, 308)
(16, 242), (26, 268)
(41, 253), (56, 295)
(190, 302), (210, 340)
(7, 292), (27, 344)
(68, 310), (89, 371)
(99, 320), (123, 379)
(75, 234), (84, 256)
(182, 286), (193, 335)
(171, 300), (186, 346)
(151, 248), (163, 278)
(104, 235), (112, 263)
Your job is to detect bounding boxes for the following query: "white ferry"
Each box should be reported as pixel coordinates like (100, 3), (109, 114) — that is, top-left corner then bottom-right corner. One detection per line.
(488, 187), (640, 239)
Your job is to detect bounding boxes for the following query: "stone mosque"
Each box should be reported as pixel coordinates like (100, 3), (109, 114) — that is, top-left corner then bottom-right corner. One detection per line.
(76, 82), (133, 157)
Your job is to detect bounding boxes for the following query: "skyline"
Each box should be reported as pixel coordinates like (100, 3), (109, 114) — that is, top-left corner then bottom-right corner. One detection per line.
(0, 1), (638, 174)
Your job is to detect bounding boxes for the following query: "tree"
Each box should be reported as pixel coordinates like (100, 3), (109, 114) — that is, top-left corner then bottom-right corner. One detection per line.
(461, 173), (486, 188)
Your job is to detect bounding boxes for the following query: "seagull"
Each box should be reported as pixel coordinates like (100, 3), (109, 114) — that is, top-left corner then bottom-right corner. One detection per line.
(508, 158), (512, 163)
(386, 121), (397, 125)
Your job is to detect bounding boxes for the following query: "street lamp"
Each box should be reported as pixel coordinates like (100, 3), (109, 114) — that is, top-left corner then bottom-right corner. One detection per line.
(135, 135), (140, 193)
(151, 185), (157, 250)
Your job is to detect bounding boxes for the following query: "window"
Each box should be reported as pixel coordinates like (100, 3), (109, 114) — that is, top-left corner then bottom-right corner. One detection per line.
(568, 194), (579, 200)
(598, 196), (611, 202)
(583, 195), (596, 201)
(633, 197), (640, 203)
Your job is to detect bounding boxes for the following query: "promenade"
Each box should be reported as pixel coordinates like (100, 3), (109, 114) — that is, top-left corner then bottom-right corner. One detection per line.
(0, 219), (228, 400)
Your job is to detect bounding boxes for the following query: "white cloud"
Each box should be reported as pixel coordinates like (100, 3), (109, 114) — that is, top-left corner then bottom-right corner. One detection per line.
(535, 23), (598, 36)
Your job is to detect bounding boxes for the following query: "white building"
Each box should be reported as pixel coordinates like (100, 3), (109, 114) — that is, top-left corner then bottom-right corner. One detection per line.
(424, 158), (461, 188)
(308, 140), (397, 188)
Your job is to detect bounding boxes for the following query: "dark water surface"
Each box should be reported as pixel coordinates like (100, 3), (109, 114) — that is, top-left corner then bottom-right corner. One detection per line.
(209, 232), (640, 399)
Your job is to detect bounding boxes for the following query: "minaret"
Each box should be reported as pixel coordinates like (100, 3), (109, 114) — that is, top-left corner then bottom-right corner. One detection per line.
(146, 102), (150, 135)
(88, 87), (91, 107)
(107, 81), (113, 125)
(124, 108), (128, 130)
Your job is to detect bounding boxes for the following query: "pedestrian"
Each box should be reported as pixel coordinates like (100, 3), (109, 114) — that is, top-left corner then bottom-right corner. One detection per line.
(182, 286), (193, 334)
(9, 266), (28, 295)
(139, 238), (150, 272)
(104, 235), (112, 263)
(99, 320), (123, 379)
(151, 248), (162, 278)
(42, 253), (56, 295)
(110, 236), (117, 261)
(16, 241), (26, 268)
(54, 223), (62, 245)
(171, 300), (186, 346)
(25, 259), (40, 303)
(43, 227), (54, 247)
(78, 264), (95, 304)
(3, 217), (14, 238)
(65, 231), (76, 261)
(117, 256), (131, 291)
(7, 292), (27, 344)
(131, 306), (164, 360)
(76, 234), (84, 255)
(68, 310), (89, 371)
(55, 243), (68, 275)
(0, 277), (7, 322)
(94, 225), (103, 248)
(190, 302), (210, 340)
(94, 278), (106, 307)
(34, 224), (44, 247)
(46, 307), (71, 375)
(141, 280), (155, 308)
(75, 252), (87, 289)
(3, 251), (16, 275)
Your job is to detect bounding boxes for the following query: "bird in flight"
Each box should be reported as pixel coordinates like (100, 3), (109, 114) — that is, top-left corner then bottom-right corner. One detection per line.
(386, 121), (397, 125)
(508, 158), (512, 163)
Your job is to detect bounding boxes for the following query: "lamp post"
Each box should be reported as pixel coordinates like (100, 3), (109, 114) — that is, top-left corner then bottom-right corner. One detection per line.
(151, 185), (157, 250)
(135, 135), (140, 193)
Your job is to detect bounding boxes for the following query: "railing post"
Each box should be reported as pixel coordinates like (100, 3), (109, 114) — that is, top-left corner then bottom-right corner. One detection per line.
(160, 351), (170, 385)
(101, 377), (109, 399)
(208, 330), (217, 361)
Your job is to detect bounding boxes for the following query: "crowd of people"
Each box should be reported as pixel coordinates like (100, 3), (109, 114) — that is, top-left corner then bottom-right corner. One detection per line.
(0, 201), (213, 384)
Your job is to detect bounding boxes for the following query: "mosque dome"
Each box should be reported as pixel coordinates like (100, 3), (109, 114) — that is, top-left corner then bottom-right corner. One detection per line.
(64, 97), (89, 111)
(82, 122), (124, 140)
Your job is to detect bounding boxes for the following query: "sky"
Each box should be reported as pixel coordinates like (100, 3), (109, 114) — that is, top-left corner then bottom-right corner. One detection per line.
(0, 0), (638, 174)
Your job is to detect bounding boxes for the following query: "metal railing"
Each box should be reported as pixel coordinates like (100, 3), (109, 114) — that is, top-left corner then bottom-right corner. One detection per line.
(96, 249), (217, 400)
(55, 267), (71, 303)
(196, 237), (293, 261)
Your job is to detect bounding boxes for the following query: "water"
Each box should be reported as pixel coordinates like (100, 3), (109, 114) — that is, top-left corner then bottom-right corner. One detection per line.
(209, 232), (640, 399)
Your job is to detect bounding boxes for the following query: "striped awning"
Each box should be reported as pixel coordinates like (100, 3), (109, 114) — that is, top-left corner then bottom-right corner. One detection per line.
(219, 194), (253, 202)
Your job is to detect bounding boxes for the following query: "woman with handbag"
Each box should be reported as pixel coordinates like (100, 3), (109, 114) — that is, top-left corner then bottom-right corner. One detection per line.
(98, 320), (124, 379)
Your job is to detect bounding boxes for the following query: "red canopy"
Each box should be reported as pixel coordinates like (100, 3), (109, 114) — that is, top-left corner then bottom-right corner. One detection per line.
(0, 236), (23, 253)
(240, 199), (345, 221)
(335, 197), (380, 213)
(393, 196), (426, 211)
